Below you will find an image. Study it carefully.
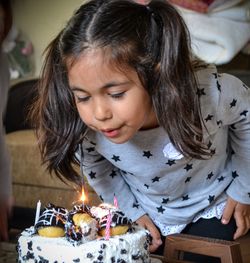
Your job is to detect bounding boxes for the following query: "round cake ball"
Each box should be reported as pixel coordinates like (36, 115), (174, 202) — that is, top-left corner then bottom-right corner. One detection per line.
(65, 207), (97, 243)
(90, 204), (132, 237)
(35, 203), (68, 238)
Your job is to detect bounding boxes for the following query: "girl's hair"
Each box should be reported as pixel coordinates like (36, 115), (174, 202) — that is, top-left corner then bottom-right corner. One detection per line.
(30, 0), (210, 185)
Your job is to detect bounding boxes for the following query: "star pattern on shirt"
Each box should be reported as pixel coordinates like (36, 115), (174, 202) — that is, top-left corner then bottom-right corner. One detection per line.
(143, 151), (153, 158)
(152, 176), (160, 183)
(89, 171), (96, 179)
(217, 120), (222, 127)
(133, 202), (139, 209)
(207, 141), (212, 149)
(232, 171), (239, 179)
(166, 160), (176, 166)
(112, 155), (121, 162)
(182, 195), (190, 201)
(208, 195), (215, 204)
(207, 172), (214, 180)
(230, 99), (237, 108)
(162, 198), (169, 204)
(197, 88), (206, 97)
(109, 170), (118, 178)
(240, 110), (248, 117)
(205, 114), (213, 122)
(184, 163), (193, 171)
(217, 176), (225, 182)
(157, 205), (165, 214)
(185, 177), (191, 183)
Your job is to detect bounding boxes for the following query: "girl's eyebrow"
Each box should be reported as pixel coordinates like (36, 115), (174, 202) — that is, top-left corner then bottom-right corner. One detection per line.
(70, 81), (130, 92)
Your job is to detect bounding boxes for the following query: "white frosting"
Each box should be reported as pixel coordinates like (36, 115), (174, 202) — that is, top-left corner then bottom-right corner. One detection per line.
(17, 225), (150, 263)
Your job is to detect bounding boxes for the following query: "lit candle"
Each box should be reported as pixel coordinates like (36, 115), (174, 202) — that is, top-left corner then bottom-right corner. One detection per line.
(34, 200), (41, 225)
(105, 210), (112, 240)
(113, 193), (118, 208)
(80, 185), (86, 209)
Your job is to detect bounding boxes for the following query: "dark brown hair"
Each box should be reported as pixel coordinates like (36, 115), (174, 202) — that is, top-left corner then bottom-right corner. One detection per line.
(30, 0), (209, 185)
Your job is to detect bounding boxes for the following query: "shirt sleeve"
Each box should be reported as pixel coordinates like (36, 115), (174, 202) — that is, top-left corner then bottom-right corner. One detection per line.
(79, 138), (146, 222)
(218, 74), (250, 204)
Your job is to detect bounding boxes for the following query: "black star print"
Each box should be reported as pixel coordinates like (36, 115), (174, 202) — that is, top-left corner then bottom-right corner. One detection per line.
(144, 184), (149, 189)
(210, 148), (216, 155)
(232, 171), (239, 179)
(216, 80), (221, 92)
(217, 176), (225, 182)
(182, 195), (190, 201)
(248, 193), (250, 198)
(89, 171), (96, 179)
(143, 151), (153, 159)
(184, 163), (193, 171)
(205, 114), (213, 122)
(157, 206), (165, 214)
(207, 172), (214, 180)
(166, 160), (176, 166)
(240, 110), (248, 117)
(86, 147), (95, 152)
(217, 120), (222, 126)
(230, 99), (237, 108)
(196, 88), (206, 97)
(112, 155), (121, 162)
(109, 170), (117, 178)
(208, 195), (215, 204)
(99, 195), (104, 201)
(152, 176), (160, 183)
(207, 141), (212, 149)
(133, 202), (139, 209)
(185, 177), (191, 183)
(90, 141), (96, 145)
(162, 198), (169, 204)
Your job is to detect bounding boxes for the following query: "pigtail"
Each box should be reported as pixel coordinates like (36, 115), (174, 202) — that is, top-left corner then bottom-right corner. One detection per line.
(147, 1), (210, 159)
(30, 32), (84, 185)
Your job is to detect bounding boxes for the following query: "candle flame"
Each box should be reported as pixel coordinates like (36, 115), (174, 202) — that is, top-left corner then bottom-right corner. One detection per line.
(80, 187), (86, 203)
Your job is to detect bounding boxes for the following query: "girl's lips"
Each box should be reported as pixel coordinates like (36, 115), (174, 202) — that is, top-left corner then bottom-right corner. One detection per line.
(101, 129), (120, 138)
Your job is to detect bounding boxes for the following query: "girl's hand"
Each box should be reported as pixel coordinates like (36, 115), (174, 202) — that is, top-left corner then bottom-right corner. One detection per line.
(136, 214), (162, 252)
(222, 196), (250, 240)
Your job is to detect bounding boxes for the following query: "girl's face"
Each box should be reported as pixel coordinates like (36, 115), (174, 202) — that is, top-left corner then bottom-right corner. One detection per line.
(68, 49), (158, 144)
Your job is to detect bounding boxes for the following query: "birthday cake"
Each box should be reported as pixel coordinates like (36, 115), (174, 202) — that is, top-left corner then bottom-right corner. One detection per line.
(17, 203), (151, 263)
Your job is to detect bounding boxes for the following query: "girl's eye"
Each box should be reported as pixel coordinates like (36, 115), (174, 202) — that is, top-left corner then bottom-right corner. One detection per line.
(75, 95), (90, 103)
(110, 92), (125, 99)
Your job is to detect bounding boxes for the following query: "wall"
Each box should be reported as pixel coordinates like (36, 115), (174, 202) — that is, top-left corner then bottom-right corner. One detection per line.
(12, 0), (84, 77)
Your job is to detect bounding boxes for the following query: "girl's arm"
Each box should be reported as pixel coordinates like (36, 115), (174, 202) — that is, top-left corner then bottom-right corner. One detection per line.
(216, 74), (250, 239)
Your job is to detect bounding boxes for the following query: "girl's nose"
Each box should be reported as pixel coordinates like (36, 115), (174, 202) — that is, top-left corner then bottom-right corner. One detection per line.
(94, 101), (112, 121)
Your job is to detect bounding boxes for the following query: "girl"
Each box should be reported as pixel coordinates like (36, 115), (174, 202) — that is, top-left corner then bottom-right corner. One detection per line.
(31, 0), (250, 261)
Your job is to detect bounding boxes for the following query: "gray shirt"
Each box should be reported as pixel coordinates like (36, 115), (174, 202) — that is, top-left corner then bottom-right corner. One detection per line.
(81, 64), (250, 233)
(0, 49), (11, 198)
